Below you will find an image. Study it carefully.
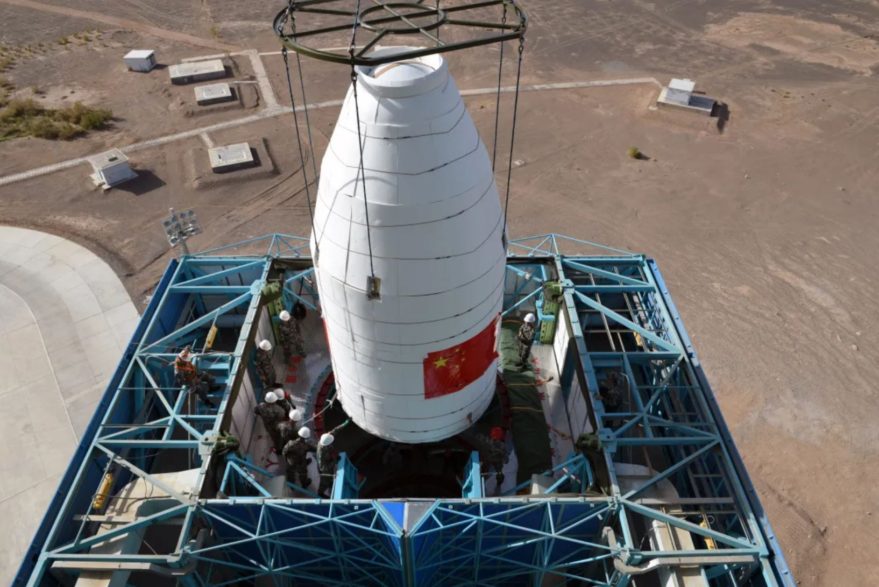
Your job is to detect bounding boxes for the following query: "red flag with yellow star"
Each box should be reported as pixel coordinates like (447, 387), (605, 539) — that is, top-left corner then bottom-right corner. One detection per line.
(423, 317), (499, 399)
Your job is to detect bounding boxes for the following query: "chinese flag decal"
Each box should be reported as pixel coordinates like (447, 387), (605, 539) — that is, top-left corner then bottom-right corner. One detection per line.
(423, 316), (499, 399)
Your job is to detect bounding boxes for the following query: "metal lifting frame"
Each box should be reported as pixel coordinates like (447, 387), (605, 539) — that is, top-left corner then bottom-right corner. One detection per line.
(274, 0), (527, 66)
(17, 233), (793, 587)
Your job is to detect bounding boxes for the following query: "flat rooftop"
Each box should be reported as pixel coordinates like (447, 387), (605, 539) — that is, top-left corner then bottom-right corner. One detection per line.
(123, 49), (154, 60)
(209, 142), (254, 169)
(87, 149), (129, 171)
(168, 59), (226, 79)
(194, 82), (233, 103)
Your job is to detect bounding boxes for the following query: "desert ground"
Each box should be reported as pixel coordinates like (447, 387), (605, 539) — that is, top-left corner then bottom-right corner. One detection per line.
(1, 0), (878, 584)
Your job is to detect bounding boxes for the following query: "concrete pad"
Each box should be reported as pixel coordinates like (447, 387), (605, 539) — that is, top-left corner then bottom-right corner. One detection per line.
(0, 226), (138, 586)
(0, 476), (60, 581)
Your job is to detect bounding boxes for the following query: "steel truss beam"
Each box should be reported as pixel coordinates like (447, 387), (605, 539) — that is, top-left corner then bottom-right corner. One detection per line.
(20, 251), (268, 586)
(17, 233), (793, 587)
(557, 253), (792, 586)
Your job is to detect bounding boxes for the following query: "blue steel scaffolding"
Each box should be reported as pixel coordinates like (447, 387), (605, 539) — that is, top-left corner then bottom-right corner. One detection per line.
(14, 234), (793, 587)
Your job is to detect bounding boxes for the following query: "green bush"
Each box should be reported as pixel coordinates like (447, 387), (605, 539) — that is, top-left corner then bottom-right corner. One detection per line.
(0, 98), (111, 141)
(60, 102), (112, 129)
(26, 117), (59, 139)
(0, 98), (44, 121)
(627, 146), (642, 160)
(78, 109), (111, 130)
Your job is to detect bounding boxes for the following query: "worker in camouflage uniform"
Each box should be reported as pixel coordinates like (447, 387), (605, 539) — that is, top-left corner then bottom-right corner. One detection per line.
(191, 371), (218, 408)
(276, 406), (302, 451)
(254, 339), (276, 387)
(253, 391), (287, 451)
(283, 426), (315, 489)
(478, 426), (509, 495)
(598, 370), (627, 428)
(316, 433), (339, 497)
(517, 313), (537, 367)
(316, 420), (351, 497)
(278, 310), (306, 360)
(269, 387), (293, 414)
(276, 419), (297, 450)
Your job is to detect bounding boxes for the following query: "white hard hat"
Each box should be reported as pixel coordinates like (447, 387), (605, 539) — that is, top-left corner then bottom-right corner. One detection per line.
(258, 339), (272, 351)
(279, 310), (291, 321)
(319, 433), (334, 447)
(289, 408), (302, 421)
(524, 313), (536, 323)
(178, 346), (191, 358)
(265, 391), (279, 403)
(298, 426), (312, 439)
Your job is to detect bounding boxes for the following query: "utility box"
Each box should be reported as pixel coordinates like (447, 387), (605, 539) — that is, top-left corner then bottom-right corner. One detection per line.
(88, 149), (138, 189)
(209, 143), (256, 173)
(123, 50), (156, 72)
(195, 82), (234, 105)
(169, 60), (227, 85)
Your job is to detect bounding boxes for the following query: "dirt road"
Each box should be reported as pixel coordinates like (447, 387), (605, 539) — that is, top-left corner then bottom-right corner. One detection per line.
(0, 0), (239, 51)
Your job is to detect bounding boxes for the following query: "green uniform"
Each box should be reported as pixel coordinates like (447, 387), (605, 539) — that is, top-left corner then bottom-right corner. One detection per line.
(317, 443), (339, 496)
(278, 318), (306, 359)
(282, 438), (314, 488)
(517, 322), (536, 365)
(477, 434), (509, 493)
(254, 347), (275, 387)
(254, 402), (286, 450)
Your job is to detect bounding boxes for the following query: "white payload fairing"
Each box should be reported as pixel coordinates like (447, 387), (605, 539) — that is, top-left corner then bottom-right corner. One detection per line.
(311, 49), (505, 443)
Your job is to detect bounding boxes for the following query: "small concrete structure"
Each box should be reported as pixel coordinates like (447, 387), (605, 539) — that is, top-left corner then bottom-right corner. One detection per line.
(169, 59), (227, 85)
(209, 142), (256, 173)
(665, 78), (695, 105)
(123, 49), (156, 72)
(88, 149), (138, 189)
(195, 82), (234, 105)
(657, 78), (715, 115)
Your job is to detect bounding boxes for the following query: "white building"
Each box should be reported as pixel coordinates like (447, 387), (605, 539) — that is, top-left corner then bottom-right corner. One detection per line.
(88, 150), (138, 189)
(123, 50), (156, 73)
(665, 78), (695, 106)
(194, 82), (234, 105)
(169, 60), (226, 85)
(657, 78), (715, 115)
(208, 143), (255, 173)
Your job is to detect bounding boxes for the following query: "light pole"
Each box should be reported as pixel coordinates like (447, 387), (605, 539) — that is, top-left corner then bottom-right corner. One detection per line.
(162, 207), (202, 256)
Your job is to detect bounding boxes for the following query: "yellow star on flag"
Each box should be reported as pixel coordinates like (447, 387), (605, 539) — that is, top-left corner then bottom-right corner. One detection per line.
(434, 356), (449, 368)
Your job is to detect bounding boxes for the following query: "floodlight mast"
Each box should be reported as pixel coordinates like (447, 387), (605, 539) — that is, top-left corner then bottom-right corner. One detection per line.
(162, 207), (202, 256)
(274, 0), (526, 66)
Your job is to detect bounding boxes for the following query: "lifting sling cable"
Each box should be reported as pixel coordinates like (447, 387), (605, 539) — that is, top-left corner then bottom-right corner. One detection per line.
(290, 10), (319, 183)
(502, 36), (525, 240)
(348, 0), (377, 283)
(281, 40), (318, 248)
(491, 3), (508, 172)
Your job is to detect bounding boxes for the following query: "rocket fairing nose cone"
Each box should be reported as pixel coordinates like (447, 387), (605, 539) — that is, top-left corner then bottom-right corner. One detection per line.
(311, 49), (505, 444)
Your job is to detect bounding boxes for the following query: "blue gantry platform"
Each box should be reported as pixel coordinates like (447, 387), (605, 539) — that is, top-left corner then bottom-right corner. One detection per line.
(14, 234), (793, 587)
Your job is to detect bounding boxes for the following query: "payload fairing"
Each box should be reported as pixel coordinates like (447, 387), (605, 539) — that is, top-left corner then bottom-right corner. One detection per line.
(311, 50), (505, 443)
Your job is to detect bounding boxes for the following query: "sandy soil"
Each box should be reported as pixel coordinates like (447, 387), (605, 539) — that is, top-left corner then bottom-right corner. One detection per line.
(1, 1), (878, 584)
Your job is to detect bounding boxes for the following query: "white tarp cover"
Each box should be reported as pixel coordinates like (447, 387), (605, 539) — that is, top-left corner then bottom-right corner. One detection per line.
(312, 49), (505, 443)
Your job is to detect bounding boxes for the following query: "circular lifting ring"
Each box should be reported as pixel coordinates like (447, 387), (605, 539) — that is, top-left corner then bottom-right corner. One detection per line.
(359, 2), (446, 35)
(274, 0), (526, 66)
